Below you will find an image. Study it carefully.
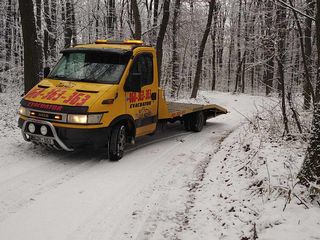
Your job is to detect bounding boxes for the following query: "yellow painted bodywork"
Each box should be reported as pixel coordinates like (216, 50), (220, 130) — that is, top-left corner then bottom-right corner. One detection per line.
(20, 41), (227, 138)
(21, 43), (160, 136)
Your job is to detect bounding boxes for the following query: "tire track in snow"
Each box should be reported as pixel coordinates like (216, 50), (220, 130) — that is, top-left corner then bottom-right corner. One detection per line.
(132, 130), (228, 240)
(75, 124), (228, 240)
(66, 131), (195, 240)
(174, 126), (240, 239)
(0, 127), (191, 225)
(0, 150), (102, 223)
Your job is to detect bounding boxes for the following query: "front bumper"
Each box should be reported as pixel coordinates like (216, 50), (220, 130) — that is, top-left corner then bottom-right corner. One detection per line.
(19, 118), (111, 150)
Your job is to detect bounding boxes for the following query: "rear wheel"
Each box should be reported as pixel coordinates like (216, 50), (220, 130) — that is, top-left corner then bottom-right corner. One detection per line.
(191, 111), (205, 132)
(109, 124), (127, 161)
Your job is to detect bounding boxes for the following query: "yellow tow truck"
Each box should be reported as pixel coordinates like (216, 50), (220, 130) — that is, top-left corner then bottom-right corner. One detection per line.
(18, 40), (227, 160)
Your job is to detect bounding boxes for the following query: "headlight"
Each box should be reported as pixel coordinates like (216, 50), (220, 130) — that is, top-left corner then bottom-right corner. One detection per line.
(68, 114), (88, 124)
(67, 114), (102, 124)
(19, 106), (28, 116)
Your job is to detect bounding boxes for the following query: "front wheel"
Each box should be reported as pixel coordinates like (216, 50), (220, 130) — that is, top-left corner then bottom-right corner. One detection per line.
(109, 124), (127, 161)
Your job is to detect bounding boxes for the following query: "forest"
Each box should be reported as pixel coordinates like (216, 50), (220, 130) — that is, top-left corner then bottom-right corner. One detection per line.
(1, 1), (320, 238)
(0, 0), (320, 200)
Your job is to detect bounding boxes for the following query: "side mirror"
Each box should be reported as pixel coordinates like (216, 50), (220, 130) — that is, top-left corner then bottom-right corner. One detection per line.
(44, 67), (51, 78)
(124, 72), (142, 92)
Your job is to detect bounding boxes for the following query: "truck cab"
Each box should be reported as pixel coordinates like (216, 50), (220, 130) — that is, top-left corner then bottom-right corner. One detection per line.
(18, 40), (227, 161)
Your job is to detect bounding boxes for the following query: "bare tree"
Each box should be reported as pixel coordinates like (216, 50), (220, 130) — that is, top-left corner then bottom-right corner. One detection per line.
(107, 0), (116, 37)
(276, 0), (289, 134)
(156, 0), (170, 83)
(191, 0), (216, 98)
(171, 0), (181, 97)
(234, 0), (242, 93)
(149, 0), (159, 44)
(131, 0), (142, 39)
(299, 0), (320, 186)
(64, 0), (73, 48)
(211, 1), (219, 91)
(264, 0), (275, 96)
(288, 0), (315, 109)
(304, 0), (315, 109)
(18, 0), (42, 93)
(5, 0), (12, 71)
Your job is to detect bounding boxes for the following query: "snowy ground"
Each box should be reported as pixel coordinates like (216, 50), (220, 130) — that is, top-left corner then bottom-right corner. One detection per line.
(0, 89), (319, 240)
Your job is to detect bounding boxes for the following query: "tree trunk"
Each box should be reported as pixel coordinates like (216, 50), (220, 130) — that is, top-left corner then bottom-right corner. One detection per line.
(234, 0), (242, 93)
(50, 0), (57, 57)
(227, 22), (235, 92)
(96, 0), (100, 38)
(5, 0), (12, 71)
(300, 102), (320, 185)
(299, 0), (320, 185)
(18, 0), (42, 93)
(264, 0), (275, 96)
(44, 0), (50, 63)
(211, 3), (219, 91)
(64, 0), (73, 48)
(191, 0), (216, 98)
(276, 0), (289, 134)
(151, 0), (159, 44)
(241, 0), (248, 94)
(171, 0), (181, 97)
(131, 0), (141, 40)
(119, 0), (126, 38)
(289, 0), (315, 109)
(303, 0), (314, 109)
(217, 10), (226, 70)
(36, 0), (42, 32)
(13, 0), (20, 66)
(35, 0), (43, 76)
(107, 0), (116, 37)
(71, 0), (77, 45)
(44, 0), (57, 64)
(156, 0), (170, 84)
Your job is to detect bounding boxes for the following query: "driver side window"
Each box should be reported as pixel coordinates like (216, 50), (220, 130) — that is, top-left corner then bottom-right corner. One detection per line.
(130, 54), (153, 87)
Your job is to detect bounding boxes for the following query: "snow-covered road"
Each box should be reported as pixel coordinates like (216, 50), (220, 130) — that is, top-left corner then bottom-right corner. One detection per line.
(0, 92), (266, 240)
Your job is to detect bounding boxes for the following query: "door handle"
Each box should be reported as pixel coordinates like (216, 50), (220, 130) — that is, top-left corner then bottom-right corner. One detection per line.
(151, 92), (157, 100)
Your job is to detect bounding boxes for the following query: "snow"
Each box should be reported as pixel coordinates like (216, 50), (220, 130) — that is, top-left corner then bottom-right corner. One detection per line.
(0, 89), (319, 240)
(181, 120), (320, 240)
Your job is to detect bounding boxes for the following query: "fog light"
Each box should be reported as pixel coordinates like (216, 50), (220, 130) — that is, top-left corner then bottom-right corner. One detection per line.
(28, 123), (36, 133)
(40, 125), (48, 136)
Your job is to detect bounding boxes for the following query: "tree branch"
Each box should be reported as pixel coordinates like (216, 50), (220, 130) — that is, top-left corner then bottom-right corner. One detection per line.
(274, 0), (315, 21)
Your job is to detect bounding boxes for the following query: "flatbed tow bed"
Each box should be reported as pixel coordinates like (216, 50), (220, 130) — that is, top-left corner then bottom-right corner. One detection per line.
(162, 102), (227, 119)
(18, 39), (228, 161)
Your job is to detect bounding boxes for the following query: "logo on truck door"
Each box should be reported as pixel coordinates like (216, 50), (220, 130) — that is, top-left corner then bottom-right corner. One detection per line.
(127, 89), (152, 108)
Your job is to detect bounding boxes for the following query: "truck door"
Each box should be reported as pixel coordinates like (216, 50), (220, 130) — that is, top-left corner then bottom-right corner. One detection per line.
(125, 53), (158, 137)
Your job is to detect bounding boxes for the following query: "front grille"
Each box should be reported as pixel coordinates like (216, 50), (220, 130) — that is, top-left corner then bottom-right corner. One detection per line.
(30, 111), (62, 121)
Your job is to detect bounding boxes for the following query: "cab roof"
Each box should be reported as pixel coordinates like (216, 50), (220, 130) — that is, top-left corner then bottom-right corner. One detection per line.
(72, 39), (153, 52)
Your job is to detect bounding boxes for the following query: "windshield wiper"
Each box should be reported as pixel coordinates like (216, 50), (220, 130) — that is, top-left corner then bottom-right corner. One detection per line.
(78, 78), (99, 83)
(48, 75), (67, 80)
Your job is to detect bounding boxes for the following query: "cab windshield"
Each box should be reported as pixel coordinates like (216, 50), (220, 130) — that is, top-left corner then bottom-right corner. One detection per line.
(48, 50), (131, 84)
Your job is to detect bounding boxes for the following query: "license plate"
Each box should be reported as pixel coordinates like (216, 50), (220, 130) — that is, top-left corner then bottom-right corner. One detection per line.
(31, 136), (54, 145)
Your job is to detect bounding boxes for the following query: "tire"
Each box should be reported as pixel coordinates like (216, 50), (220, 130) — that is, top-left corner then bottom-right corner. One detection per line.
(109, 124), (127, 161)
(190, 111), (205, 132)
